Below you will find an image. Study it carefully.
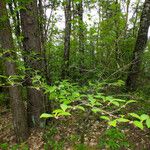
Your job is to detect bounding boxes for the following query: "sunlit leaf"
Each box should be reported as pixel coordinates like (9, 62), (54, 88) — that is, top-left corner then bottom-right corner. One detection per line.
(133, 121), (144, 130)
(129, 113), (141, 120)
(40, 113), (53, 118)
(140, 114), (149, 121)
(146, 118), (150, 128)
(117, 118), (130, 123)
(108, 120), (117, 127)
(60, 104), (68, 112)
(100, 116), (110, 121)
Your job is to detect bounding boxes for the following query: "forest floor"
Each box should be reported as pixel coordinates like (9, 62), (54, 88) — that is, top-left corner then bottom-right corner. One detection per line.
(0, 105), (150, 150)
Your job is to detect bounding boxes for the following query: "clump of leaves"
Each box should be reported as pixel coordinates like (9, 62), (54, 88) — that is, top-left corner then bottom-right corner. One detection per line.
(98, 128), (130, 150)
(39, 80), (150, 130)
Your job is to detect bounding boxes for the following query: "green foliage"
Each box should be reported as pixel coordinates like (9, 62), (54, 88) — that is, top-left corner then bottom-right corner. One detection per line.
(40, 80), (150, 130)
(129, 113), (150, 130)
(0, 143), (29, 150)
(98, 128), (130, 150)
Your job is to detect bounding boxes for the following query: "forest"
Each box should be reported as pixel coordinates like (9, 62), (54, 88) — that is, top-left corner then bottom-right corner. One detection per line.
(0, 0), (150, 149)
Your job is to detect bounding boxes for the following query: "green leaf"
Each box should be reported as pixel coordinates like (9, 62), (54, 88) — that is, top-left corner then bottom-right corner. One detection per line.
(91, 107), (102, 113)
(108, 120), (117, 127)
(146, 118), (150, 128)
(60, 104), (68, 112)
(58, 111), (71, 116)
(75, 106), (85, 111)
(126, 100), (136, 104)
(114, 98), (126, 102)
(129, 113), (141, 120)
(48, 86), (57, 93)
(140, 114), (149, 121)
(117, 118), (129, 123)
(40, 113), (53, 118)
(133, 121), (144, 130)
(100, 116), (110, 121)
(111, 101), (120, 106)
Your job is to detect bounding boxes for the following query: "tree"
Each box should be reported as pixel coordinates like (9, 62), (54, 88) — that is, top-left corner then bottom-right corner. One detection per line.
(62, 0), (71, 79)
(20, 0), (46, 127)
(0, 0), (28, 142)
(77, 0), (85, 75)
(126, 0), (150, 91)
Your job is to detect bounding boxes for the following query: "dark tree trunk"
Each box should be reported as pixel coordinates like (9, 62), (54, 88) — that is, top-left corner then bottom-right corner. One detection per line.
(38, 0), (50, 83)
(126, 0), (150, 91)
(19, 0), (46, 127)
(77, 0), (85, 75)
(62, 0), (71, 79)
(0, 0), (28, 142)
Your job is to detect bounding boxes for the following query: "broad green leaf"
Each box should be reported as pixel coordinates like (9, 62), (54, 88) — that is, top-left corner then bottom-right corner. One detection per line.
(129, 113), (141, 120)
(140, 114), (149, 121)
(58, 111), (71, 116)
(100, 116), (110, 121)
(133, 121), (144, 130)
(146, 118), (150, 128)
(75, 106), (85, 111)
(48, 86), (57, 93)
(91, 107), (102, 113)
(53, 109), (63, 114)
(108, 120), (117, 127)
(114, 99), (126, 102)
(117, 118), (129, 123)
(40, 113), (53, 118)
(60, 104), (68, 112)
(126, 100), (136, 104)
(111, 101), (119, 107)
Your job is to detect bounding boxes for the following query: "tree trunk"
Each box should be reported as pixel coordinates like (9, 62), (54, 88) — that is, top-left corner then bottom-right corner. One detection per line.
(77, 0), (85, 75)
(126, 0), (150, 91)
(62, 0), (71, 79)
(0, 0), (28, 142)
(19, 0), (46, 127)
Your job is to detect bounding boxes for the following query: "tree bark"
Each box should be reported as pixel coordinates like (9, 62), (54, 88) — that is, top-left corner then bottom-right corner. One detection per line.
(62, 0), (71, 79)
(19, 0), (46, 127)
(77, 0), (85, 75)
(0, 0), (28, 142)
(126, 0), (150, 91)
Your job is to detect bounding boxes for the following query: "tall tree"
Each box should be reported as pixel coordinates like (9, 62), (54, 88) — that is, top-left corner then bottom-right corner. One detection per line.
(8, 0), (21, 44)
(77, 0), (85, 75)
(20, 0), (46, 127)
(126, 0), (150, 91)
(0, 0), (28, 142)
(62, 0), (71, 79)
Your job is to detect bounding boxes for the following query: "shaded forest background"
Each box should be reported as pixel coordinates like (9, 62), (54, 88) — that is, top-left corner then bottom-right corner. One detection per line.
(0, 0), (150, 149)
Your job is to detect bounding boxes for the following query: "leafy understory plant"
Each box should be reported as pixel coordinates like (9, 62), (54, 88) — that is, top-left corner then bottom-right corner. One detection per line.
(38, 80), (150, 130)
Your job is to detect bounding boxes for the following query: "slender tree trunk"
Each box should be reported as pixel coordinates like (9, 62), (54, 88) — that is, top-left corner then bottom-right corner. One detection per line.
(20, 0), (46, 127)
(0, 0), (28, 142)
(62, 0), (71, 79)
(8, 0), (22, 47)
(132, 0), (140, 37)
(126, 0), (150, 91)
(77, 0), (85, 75)
(114, 0), (120, 66)
(124, 0), (130, 37)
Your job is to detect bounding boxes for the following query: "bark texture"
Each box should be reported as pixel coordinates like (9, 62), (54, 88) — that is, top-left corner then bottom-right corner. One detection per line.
(0, 0), (28, 142)
(77, 0), (85, 75)
(126, 0), (150, 91)
(20, 0), (46, 127)
(62, 0), (71, 79)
